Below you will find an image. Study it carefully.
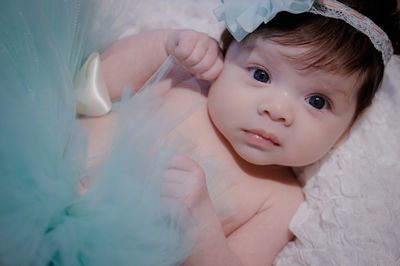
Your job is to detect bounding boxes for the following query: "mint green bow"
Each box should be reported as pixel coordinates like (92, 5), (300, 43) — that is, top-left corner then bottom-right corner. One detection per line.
(214, 0), (315, 41)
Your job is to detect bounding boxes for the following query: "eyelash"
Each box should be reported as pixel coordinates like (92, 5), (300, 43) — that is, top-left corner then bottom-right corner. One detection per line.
(305, 94), (332, 110)
(248, 66), (271, 84)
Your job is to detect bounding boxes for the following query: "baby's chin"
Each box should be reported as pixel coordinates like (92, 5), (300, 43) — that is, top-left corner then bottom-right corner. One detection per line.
(235, 148), (324, 168)
(279, 154), (330, 168)
(231, 146), (281, 167)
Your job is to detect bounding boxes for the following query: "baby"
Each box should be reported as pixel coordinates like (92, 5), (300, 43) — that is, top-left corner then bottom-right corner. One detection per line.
(83, 0), (399, 265)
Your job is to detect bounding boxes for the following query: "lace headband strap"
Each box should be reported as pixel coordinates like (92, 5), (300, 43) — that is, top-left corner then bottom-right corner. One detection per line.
(309, 0), (393, 65)
(214, 0), (393, 65)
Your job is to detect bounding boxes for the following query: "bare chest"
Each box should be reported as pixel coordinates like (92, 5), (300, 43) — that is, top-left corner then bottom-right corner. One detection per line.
(158, 86), (292, 237)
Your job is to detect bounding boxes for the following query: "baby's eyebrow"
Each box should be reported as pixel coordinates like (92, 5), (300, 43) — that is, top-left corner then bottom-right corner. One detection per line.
(302, 70), (356, 99)
(281, 53), (320, 72)
(319, 84), (355, 104)
(327, 87), (349, 98)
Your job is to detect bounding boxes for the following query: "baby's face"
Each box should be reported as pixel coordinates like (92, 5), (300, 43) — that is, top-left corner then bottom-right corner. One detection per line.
(207, 38), (359, 166)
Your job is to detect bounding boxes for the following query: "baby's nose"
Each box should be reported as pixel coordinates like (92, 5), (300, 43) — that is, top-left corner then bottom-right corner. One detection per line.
(257, 98), (294, 126)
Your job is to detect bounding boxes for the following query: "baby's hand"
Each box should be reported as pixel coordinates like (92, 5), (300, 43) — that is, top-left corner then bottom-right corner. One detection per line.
(166, 29), (223, 80)
(161, 154), (211, 220)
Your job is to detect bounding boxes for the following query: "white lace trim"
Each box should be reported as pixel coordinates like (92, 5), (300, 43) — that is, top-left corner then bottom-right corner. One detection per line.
(309, 0), (393, 65)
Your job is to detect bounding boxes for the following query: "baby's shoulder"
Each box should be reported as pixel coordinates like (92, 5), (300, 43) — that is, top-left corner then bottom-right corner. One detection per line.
(259, 169), (304, 214)
(236, 166), (304, 214)
(221, 168), (304, 249)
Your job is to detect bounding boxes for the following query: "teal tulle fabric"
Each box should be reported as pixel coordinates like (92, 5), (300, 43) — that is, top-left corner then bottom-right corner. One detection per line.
(0, 1), (193, 265)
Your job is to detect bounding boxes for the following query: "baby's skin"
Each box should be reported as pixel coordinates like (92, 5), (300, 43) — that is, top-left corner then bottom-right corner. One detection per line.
(86, 28), (359, 265)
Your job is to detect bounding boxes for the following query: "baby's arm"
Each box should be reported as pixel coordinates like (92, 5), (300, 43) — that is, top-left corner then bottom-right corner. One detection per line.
(162, 155), (304, 266)
(225, 183), (304, 265)
(101, 29), (223, 100)
(100, 30), (171, 100)
(82, 29), (222, 166)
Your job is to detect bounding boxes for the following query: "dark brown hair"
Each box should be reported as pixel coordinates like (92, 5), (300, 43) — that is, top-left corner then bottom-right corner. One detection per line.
(220, 0), (400, 121)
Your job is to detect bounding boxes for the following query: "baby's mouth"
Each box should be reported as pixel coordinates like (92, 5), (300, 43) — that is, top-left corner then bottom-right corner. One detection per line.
(244, 129), (281, 148)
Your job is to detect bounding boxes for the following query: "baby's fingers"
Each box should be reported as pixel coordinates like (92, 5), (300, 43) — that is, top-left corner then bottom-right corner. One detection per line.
(166, 30), (201, 62)
(162, 169), (187, 198)
(175, 37), (208, 66)
(163, 154), (209, 205)
(196, 50), (224, 81)
(165, 30), (222, 79)
(185, 37), (222, 77)
(168, 154), (205, 177)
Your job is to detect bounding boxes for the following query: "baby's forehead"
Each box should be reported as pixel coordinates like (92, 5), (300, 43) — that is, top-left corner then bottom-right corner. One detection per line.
(240, 37), (315, 68)
(238, 35), (357, 76)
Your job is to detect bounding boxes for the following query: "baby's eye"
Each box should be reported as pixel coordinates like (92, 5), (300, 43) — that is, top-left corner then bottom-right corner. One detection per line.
(306, 95), (329, 110)
(250, 68), (270, 83)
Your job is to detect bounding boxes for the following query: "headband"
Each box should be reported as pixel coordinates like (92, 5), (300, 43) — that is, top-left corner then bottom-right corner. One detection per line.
(214, 0), (393, 65)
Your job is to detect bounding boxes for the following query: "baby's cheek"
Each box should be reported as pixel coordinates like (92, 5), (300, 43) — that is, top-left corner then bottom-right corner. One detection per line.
(289, 133), (336, 166)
